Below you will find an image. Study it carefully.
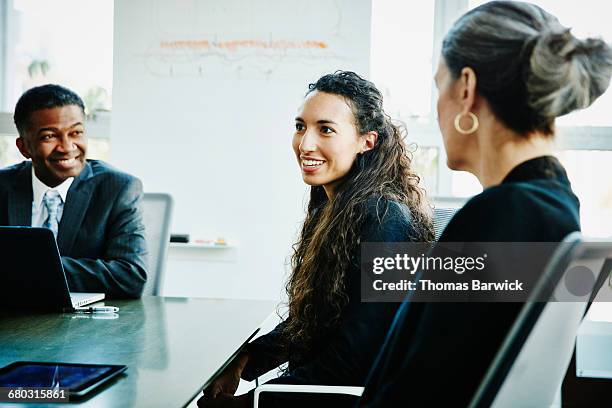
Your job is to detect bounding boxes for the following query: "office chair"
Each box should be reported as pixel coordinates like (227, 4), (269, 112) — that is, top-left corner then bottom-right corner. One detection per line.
(433, 206), (458, 240)
(141, 193), (174, 296)
(468, 232), (612, 408)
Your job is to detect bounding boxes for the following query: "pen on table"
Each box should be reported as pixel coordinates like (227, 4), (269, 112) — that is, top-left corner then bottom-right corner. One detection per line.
(74, 306), (120, 313)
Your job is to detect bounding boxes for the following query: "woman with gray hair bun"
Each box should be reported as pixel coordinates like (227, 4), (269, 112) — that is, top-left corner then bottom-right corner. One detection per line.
(358, 2), (612, 407)
(440, 0), (612, 140)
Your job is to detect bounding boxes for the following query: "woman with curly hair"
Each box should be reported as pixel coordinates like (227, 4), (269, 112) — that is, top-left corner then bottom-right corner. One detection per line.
(198, 71), (433, 407)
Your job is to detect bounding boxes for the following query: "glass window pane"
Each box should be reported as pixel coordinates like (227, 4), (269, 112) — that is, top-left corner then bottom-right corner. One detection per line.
(371, 1), (435, 123)
(557, 150), (612, 237)
(451, 170), (481, 198)
(411, 145), (439, 195)
(0, 135), (23, 168)
(451, 150), (612, 238)
(9, 0), (114, 112)
(87, 139), (111, 162)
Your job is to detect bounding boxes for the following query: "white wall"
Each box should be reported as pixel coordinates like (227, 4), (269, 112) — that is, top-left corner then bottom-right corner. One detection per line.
(111, 0), (371, 300)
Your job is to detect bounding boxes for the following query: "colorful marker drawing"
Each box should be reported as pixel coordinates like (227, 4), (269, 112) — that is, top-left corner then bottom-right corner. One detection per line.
(132, 0), (358, 79)
(160, 40), (329, 51)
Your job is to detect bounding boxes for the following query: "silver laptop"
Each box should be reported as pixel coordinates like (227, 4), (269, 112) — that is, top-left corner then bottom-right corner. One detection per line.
(70, 292), (105, 308)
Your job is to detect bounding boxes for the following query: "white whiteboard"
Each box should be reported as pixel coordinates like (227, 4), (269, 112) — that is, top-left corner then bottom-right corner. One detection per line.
(111, 0), (371, 300)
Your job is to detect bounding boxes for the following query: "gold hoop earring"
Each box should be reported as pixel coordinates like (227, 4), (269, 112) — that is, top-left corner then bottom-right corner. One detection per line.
(454, 112), (479, 135)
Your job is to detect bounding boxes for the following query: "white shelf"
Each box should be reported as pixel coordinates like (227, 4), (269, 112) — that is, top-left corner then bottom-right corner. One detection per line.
(169, 242), (234, 249)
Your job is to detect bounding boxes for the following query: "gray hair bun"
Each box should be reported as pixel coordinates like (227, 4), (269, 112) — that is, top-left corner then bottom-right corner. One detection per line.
(528, 29), (612, 120)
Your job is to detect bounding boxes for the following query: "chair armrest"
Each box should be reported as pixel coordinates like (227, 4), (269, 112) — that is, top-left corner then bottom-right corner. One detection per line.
(253, 384), (364, 407)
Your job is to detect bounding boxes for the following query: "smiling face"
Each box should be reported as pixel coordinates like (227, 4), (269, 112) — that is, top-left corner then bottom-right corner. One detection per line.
(16, 104), (87, 187)
(292, 91), (367, 197)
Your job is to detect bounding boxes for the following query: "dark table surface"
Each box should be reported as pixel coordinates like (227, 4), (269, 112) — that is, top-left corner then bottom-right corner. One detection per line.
(0, 296), (276, 407)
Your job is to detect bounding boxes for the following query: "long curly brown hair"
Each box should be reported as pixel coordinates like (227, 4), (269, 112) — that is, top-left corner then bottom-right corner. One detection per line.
(283, 71), (434, 361)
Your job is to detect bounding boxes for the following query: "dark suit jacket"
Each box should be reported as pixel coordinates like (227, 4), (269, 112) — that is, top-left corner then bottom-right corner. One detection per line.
(241, 198), (424, 407)
(358, 156), (581, 407)
(0, 160), (147, 298)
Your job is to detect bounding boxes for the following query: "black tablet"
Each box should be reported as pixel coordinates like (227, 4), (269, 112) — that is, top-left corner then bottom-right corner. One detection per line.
(0, 361), (127, 399)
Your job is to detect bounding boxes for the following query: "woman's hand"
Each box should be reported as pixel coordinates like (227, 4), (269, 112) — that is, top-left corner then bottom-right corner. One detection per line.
(197, 393), (251, 408)
(202, 352), (250, 401)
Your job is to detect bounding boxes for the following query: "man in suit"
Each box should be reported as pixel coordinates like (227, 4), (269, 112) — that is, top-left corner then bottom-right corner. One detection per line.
(0, 84), (147, 298)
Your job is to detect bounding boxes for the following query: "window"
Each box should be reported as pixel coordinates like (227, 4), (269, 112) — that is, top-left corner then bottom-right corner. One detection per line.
(0, 135), (22, 167)
(8, 0), (114, 111)
(371, 1), (446, 196)
(557, 150), (612, 238)
(372, 0), (612, 236)
(371, 1), (484, 198)
(371, 1), (435, 123)
(0, 0), (113, 167)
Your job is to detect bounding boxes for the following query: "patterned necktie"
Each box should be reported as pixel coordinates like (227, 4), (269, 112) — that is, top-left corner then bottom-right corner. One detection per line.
(42, 190), (62, 239)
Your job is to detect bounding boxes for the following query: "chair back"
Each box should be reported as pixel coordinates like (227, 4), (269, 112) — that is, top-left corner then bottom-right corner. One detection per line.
(141, 193), (174, 296)
(433, 207), (458, 241)
(469, 232), (612, 408)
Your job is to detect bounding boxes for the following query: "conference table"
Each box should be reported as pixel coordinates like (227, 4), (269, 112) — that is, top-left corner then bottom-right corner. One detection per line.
(0, 296), (277, 407)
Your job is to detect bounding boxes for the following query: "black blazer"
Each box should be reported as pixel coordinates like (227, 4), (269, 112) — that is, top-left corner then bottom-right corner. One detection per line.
(0, 160), (147, 298)
(358, 156), (580, 407)
(242, 198), (424, 407)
